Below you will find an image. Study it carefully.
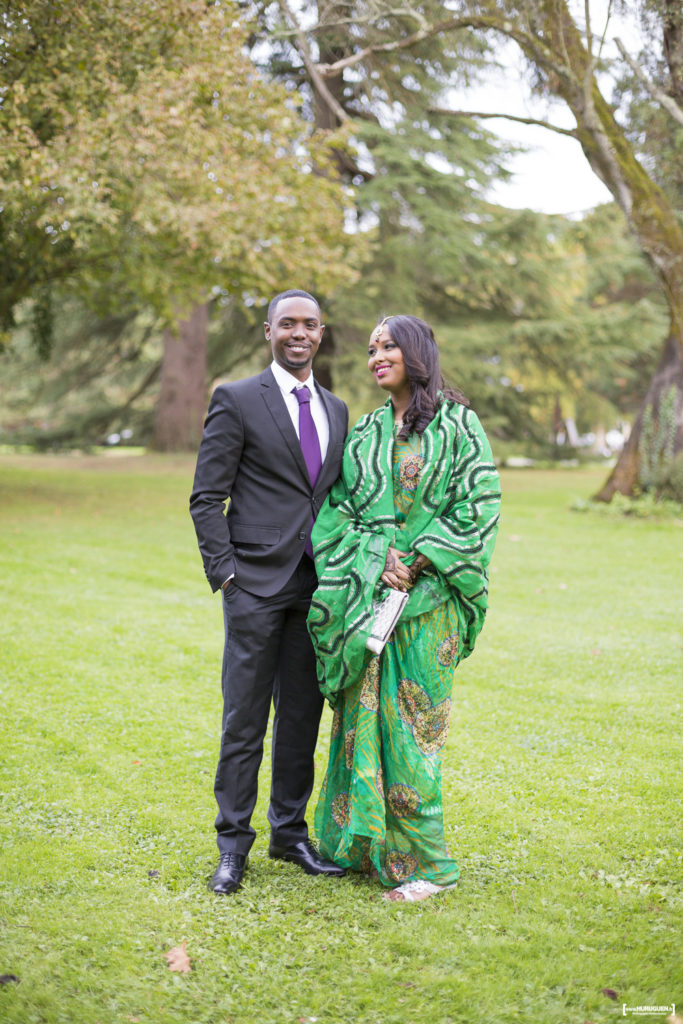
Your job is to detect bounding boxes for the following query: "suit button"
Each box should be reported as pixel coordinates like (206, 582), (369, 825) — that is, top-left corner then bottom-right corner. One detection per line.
(298, 532), (306, 540)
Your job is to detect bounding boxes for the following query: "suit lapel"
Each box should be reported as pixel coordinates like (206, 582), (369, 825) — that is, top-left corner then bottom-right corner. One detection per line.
(318, 386), (343, 463)
(259, 368), (311, 484)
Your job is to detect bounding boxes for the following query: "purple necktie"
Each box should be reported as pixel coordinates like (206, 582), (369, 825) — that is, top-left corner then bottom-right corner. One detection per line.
(293, 386), (322, 557)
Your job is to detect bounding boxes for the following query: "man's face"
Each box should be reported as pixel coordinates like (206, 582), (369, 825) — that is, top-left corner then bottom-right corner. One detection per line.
(265, 296), (324, 381)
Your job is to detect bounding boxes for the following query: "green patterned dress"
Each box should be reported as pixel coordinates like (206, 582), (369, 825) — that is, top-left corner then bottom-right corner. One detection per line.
(309, 398), (500, 888)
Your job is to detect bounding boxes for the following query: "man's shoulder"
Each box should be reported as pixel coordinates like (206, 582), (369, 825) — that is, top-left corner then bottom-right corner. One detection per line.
(317, 383), (347, 410)
(213, 368), (272, 399)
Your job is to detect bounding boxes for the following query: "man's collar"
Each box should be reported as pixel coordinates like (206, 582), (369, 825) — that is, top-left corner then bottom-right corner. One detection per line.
(270, 360), (314, 393)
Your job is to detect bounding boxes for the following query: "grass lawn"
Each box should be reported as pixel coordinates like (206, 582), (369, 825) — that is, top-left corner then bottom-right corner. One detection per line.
(0, 455), (680, 1024)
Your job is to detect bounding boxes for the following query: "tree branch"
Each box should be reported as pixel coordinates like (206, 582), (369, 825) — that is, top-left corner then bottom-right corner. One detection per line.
(428, 107), (579, 138)
(315, 14), (572, 87)
(275, 0), (350, 124)
(615, 36), (683, 126)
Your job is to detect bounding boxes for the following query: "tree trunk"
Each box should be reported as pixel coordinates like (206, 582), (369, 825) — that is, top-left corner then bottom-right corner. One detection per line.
(593, 330), (683, 500)
(313, 323), (336, 391)
(153, 303), (208, 452)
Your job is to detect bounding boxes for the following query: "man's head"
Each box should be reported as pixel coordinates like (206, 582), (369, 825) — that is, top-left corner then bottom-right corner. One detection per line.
(265, 290), (325, 382)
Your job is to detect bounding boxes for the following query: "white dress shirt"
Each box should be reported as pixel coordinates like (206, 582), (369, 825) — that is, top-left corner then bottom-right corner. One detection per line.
(270, 360), (330, 461)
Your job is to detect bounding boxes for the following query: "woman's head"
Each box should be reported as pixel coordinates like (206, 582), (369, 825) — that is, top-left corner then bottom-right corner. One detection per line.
(368, 314), (468, 436)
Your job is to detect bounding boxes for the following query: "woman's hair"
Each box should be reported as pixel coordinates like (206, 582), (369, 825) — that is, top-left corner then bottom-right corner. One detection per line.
(376, 315), (469, 438)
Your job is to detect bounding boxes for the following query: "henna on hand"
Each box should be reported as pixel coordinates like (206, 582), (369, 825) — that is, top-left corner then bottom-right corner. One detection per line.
(383, 547), (412, 589)
(408, 554), (432, 583)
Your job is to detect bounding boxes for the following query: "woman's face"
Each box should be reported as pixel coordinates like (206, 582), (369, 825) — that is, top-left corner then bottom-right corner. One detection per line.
(368, 325), (410, 398)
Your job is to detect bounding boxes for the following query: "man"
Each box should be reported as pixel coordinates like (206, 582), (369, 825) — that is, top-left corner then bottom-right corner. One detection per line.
(190, 289), (348, 895)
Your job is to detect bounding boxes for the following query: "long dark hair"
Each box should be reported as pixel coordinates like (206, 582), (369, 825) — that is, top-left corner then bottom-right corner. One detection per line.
(378, 315), (469, 438)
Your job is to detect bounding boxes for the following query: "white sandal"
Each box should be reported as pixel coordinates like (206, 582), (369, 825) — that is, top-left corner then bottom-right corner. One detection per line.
(382, 879), (446, 902)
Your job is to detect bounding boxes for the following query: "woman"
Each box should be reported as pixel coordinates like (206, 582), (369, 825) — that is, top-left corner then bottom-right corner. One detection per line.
(308, 314), (501, 902)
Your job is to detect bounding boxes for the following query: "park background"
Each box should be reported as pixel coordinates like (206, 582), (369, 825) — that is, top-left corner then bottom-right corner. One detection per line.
(1, 2), (681, 1022)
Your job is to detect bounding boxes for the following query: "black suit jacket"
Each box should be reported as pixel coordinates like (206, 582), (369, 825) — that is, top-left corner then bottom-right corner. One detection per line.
(190, 366), (348, 597)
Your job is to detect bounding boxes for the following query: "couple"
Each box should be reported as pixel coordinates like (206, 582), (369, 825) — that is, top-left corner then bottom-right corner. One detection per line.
(190, 289), (500, 903)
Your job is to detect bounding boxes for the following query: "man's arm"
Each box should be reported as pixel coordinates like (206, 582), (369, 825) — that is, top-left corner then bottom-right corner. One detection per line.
(189, 385), (245, 592)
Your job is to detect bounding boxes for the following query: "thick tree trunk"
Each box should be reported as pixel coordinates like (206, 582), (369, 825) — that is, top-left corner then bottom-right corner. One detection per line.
(153, 303), (208, 452)
(593, 330), (683, 500)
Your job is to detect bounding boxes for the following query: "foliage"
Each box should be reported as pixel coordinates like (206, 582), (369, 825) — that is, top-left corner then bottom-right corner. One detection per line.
(612, 0), (683, 216)
(259, 0), (683, 501)
(0, 458), (680, 1023)
(0, 0), (360, 338)
(0, 199), (667, 451)
(571, 490), (683, 519)
(329, 203), (667, 445)
(243, 0), (679, 467)
(0, 294), (277, 447)
(2, 0), (679, 464)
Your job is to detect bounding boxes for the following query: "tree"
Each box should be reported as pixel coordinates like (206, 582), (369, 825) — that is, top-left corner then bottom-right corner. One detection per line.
(326, 200), (667, 451)
(244, 0), (517, 416)
(1, 0), (361, 448)
(2, 200), (663, 454)
(260, 0), (683, 497)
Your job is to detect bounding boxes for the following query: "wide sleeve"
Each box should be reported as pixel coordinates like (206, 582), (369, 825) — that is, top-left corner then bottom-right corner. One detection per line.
(412, 408), (501, 656)
(308, 470), (391, 704)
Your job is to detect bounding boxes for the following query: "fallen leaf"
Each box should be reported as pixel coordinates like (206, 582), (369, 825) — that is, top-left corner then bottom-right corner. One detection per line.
(0, 974), (19, 986)
(591, 648), (602, 656)
(164, 942), (191, 973)
(602, 988), (619, 1001)
(148, 870), (160, 878)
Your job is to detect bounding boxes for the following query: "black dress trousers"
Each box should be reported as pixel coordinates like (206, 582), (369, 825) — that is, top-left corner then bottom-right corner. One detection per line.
(214, 554), (324, 856)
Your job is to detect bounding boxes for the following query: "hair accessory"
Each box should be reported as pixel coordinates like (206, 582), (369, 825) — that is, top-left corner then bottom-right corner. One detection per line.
(373, 315), (393, 341)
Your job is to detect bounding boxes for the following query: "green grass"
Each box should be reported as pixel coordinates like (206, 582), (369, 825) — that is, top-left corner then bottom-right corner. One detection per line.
(1, 455), (680, 1024)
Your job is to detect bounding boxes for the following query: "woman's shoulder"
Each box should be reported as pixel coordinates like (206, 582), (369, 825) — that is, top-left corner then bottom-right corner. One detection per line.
(435, 400), (496, 457)
(440, 397), (483, 431)
(348, 402), (388, 437)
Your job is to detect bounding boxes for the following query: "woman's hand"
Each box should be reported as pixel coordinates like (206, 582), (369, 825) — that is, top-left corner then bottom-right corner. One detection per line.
(408, 553), (432, 584)
(381, 547), (412, 591)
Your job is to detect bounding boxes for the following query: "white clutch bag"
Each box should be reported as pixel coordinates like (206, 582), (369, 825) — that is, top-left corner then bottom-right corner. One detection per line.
(366, 588), (409, 654)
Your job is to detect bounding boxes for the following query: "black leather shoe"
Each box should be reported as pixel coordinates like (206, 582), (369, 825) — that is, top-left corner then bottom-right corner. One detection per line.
(269, 839), (346, 877)
(209, 852), (247, 894)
